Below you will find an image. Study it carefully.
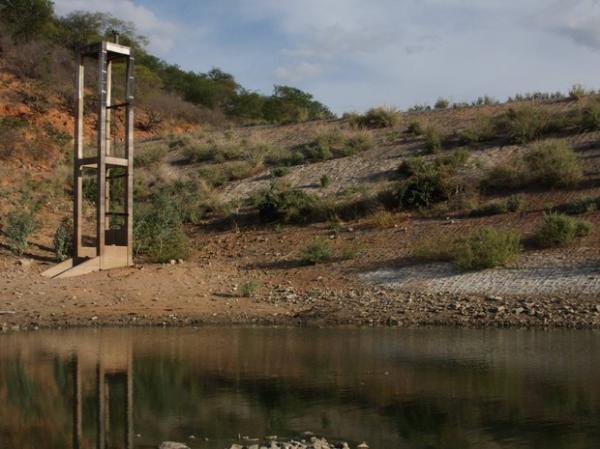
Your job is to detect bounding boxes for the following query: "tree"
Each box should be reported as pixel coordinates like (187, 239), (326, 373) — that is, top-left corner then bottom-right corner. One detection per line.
(0, 0), (54, 41)
(55, 11), (148, 50)
(226, 89), (265, 120)
(263, 85), (334, 124)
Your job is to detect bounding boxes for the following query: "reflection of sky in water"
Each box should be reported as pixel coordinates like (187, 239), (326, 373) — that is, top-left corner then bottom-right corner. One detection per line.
(1, 328), (599, 449)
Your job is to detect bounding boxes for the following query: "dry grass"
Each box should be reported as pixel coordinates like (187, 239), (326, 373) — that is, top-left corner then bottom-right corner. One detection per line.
(370, 210), (398, 229)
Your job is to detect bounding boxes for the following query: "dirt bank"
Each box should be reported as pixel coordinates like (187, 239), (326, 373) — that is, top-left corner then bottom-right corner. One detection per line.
(1, 222), (599, 332)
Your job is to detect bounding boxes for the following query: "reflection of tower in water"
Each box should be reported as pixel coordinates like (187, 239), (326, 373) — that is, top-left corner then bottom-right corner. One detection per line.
(71, 345), (133, 449)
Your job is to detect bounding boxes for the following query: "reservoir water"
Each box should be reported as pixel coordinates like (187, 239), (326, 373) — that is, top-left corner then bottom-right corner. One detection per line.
(1, 327), (599, 449)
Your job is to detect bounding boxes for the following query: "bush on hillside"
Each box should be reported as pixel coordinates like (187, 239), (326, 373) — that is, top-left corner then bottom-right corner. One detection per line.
(388, 171), (449, 210)
(406, 120), (426, 136)
(483, 140), (583, 191)
(558, 196), (599, 215)
(53, 217), (73, 261)
(457, 115), (497, 144)
(320, 175), (332, 188)
(301, 237), (332, 265)
(434, 98), (450, 110)
(389, 150), (471, 210)
(424, 126), (443, 153)
(271, 166), (290, 178)
(569, 84), (587, 101)
(469, 194), (527, 217)
(134, 143), (168, 167)
(454, 227), (521, 270)
(253, 184), (329, 224)
(343, 131), (374, 155)
(580, 99), (600, 131)
(239, 280), (259, 297)
(304, 129), (374, 161)
(352, 107), (399, 129)
(534, 213), (592, 248)
(4, 210), (37, 255)
(500, 107), (554, 143)
(133, 192), (191, 262)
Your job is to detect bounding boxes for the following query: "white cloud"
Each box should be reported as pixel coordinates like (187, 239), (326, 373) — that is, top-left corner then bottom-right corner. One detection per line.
(274, 62), (322, 82)
(533, 0), (600, 50)
(53, 0), (181, 54)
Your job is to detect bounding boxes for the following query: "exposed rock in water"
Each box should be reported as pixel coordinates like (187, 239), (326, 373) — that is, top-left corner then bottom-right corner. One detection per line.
(228, 435), (367, 449)
(159, 442), (190, 449)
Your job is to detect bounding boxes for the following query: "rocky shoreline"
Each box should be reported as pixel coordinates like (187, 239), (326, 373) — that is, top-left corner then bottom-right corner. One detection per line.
(1, 283), (599, 332)
(159, 433), (369, 449)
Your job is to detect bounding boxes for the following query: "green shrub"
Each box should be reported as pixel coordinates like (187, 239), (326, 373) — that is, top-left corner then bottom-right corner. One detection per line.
(168, 135), (193, 149)
(502, 106), (552, 143)
(305, 142), (333, 161)
(391, 150), (470, 210)
(352, 107), (399, 129)
(483, 140), (583, 190)
(522, 140), (583, 187)
(320, 175), (332, 188)
(343, 131), (374, 155)
(253, 185), (328, 224)
(225, 160), (262, 181)
(438, 148), (470, 171)
(239, 280), (258, 297)
(580, 100), (600, 131)
(342, 240), (365, 260)
(534, 213), (592, 248)
(135, 143), (168, 167)
(287, 151), (305, 165)
(184, 143), (230, 163)
(398, 156), (429, 177)
(44, 123), (71, 148)
(455, 227), (521, 270)
(569, 84), (587, 101)
(469, 194), (526, 217)
(434, 98), (450, 110)
(271, 166), (290, 178)
(53, 217), (73, 261)
(4, 210), (37, 255)
(82, 177), (97, 202)
(506, 193), (527, 212)
(158, 178), (221, 224)
(390, 172), (448, 209)
(457, 115), (497, 144)
(133, 192), (191, 262)
(301, 237), (332, 265)
(424, 126), (443, 153)
(196, 166), (228, 187)
(406, 120), (426, 136)
(469, 201), (508, 217)
(316, 129), (344, 148)
(560, 196), (599, 215)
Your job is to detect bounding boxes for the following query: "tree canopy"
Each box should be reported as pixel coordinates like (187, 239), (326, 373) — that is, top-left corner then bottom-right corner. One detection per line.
(0, 2), (334, 124)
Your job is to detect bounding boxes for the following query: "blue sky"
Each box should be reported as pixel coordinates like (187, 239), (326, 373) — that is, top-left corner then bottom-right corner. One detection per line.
(53, 0), (600, 114)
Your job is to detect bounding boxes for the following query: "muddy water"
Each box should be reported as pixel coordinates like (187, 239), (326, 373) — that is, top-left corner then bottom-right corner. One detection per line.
(1, 327), (600, 449)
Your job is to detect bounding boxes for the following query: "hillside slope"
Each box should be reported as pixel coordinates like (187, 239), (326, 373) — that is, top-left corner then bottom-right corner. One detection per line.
(1, 94), (600, 330)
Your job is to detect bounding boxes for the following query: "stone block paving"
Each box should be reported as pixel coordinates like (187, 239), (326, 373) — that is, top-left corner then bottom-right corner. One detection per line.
(364, 261), (600, 298)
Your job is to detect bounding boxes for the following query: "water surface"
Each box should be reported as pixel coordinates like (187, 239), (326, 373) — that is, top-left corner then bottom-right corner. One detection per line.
(1, 327), (599, 449)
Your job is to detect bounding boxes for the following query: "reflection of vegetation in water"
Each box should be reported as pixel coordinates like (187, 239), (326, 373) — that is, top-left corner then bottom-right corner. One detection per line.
(1, 356), (71, 449)
(6, 360), (39, 416)
(2, 330), (600, 449)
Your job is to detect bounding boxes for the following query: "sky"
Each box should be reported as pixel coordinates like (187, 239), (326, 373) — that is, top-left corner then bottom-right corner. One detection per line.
(52, 0), (600, 114)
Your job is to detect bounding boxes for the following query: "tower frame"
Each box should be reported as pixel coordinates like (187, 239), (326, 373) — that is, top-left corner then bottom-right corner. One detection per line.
(44, 41), (135, 279)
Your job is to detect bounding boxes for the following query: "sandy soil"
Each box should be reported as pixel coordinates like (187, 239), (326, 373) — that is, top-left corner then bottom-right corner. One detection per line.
(2, 219), (600, 331)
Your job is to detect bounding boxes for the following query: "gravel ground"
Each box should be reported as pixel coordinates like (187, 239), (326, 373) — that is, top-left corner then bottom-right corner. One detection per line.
(362, 261), (600, 298)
